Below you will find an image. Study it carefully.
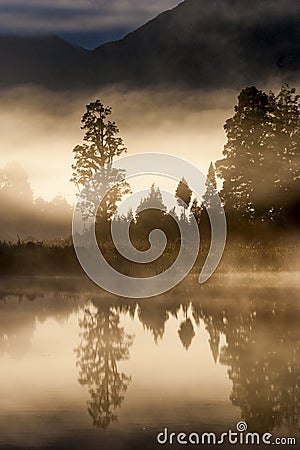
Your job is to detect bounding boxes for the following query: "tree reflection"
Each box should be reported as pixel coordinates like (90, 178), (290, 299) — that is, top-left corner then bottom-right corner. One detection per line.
(75, 302), (134, 429)
(191, 287), (300, 434)
(206, 320), (220, 363)
(0, 291), (81, 357)
(0, 281), (298, 436)
(219, 300), (300, 433)
(137, 301), (169, 342)
(178, 305), (195, 350)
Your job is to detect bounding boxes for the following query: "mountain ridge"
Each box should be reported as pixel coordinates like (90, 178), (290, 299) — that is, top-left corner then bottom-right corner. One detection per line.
(1, 0), (300, 90)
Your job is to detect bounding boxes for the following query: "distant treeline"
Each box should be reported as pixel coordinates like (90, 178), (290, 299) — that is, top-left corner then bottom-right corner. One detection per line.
(0, 85), (299, 274)
(0, 162), (72, 241)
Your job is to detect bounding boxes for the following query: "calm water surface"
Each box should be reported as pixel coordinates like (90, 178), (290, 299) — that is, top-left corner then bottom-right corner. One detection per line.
(0, 273), (299, 449)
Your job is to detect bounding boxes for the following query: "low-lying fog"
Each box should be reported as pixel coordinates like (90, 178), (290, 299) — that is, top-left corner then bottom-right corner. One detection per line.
(0, 81), (297, 240)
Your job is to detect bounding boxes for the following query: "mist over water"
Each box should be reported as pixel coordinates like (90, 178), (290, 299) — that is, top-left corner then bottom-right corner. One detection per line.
(0, 274), (298, 449)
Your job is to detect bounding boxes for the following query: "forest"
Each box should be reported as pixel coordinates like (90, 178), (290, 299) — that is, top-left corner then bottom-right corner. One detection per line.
(0, 84), (299, 276)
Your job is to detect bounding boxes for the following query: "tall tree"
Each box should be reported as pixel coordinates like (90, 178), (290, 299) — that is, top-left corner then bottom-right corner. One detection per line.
(216, 86), (271, 223)
(71, 100), (129, 222)
(269, 85), (300, 223)
(216, 85), (300, 227)
(196, 162), (219, 242)
(202, 162), (217, 210)
(71, 100), (127, 187)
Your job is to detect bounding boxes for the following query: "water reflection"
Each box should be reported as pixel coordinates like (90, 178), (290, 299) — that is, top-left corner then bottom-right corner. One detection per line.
(178, 305), (196, 350)
(74, 280), (299, 435)
(75, 302), (134, 429)
(0, 290), (83, 357)
(0, 275), (299, 445)
(191, 289), (300, 434)
(219, 303), (300, 433)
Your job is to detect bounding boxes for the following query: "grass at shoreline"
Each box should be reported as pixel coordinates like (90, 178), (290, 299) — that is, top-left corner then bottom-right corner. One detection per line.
(0, 239), (298, 277)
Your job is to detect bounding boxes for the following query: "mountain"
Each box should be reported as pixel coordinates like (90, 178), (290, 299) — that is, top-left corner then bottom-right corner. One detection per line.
(1, 0), (300, 90)
(90, 0), (300, 88)
(0, 35), (87, 89)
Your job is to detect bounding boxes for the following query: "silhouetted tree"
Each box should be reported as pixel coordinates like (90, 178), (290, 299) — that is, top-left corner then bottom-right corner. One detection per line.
(190, 198), (202, 224)
(216, 86), (272, 224)
(198, 162), (219, 242)
(202, 162), (217, 210)
(136, 184), (167, 215)
(135, 184), (168, 244)
(176, 177), (192, 220)
(71, 100), (127, 185)
(216, 85), (300, 233)
(268, 85), (300, 225)
(71, 100), (130, 223)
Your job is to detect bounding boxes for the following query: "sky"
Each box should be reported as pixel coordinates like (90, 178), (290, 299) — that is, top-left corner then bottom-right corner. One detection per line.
(0, 0), (181, 49)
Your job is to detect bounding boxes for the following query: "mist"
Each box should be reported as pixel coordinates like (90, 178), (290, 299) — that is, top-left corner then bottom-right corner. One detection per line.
(0, 84), (236, 203)
(0, 84), (233, 202)
(0, 81), (298, 240)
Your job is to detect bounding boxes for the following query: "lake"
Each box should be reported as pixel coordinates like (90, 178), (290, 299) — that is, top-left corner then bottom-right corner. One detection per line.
(0, 273), (299, 449)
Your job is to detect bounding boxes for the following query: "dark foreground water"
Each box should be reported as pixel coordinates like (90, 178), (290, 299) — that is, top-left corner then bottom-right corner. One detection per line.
(0, 273), (299, 449)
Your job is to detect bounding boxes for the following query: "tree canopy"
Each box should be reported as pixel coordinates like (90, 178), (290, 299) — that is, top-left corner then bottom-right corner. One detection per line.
(71, 100), (129, 223)
(136, 184), (167, 216)
(176, 177), (192, 210)
(71, 100), (127, 188)
(216, 84), (300, 227)
(202, 162), (217, 210)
